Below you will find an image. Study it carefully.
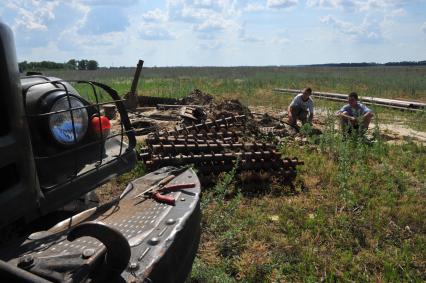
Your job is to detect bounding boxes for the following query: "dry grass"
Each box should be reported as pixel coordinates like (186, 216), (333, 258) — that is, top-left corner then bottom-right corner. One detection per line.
(189, 117), (426, 282)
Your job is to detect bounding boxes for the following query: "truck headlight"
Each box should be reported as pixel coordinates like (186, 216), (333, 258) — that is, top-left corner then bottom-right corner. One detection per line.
(48, 96), (89, 145)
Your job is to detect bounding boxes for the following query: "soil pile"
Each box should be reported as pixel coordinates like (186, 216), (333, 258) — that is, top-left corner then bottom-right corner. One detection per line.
(178, 89), (301, 138)
(181, 89), (214, 105)
(212, 99), (253, 120)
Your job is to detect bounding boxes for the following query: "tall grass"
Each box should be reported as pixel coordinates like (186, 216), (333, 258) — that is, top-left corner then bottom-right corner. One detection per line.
(45, 66), (426, 131)
(190, 115), (425, 282)
(45, 66), (426, 101)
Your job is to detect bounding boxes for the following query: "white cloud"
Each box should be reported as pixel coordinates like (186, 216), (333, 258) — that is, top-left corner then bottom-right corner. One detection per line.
(166, 0), (241, 39)
(378, 7), (406, 39)
(238, 27), (263, 42)
(197, 40), (222, 50)
(5, 0), (59, 31)
(389, 8), (406, 17)
(194, 17), (234, 32)
(307, 0), (353, 9)
(130, 8), (176, 41)
(267, 0), (298, 9)
(139, 27), (176, 40)
(2, 0), (423, 66)
(80, 0), (137, 5)
(272, 37), (290, 44)
(168, 0), (240, 23)
(307, 0), (410, 12)
(244, 2), (266, 12)
(81, 6), (129, 35)
(142, 9), (168, 23)
(320, 15), (384, 43)
(321, 15), (363, 36)
(271, 29), (291, 44)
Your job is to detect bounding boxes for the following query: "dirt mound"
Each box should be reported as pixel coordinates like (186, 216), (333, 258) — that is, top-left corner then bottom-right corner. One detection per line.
(258, 113), (280, 127)
(212, 99), (253, 120)
(182, 89), (213, 105)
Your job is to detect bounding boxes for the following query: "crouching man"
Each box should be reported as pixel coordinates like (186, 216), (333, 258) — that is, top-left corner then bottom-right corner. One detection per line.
(337, 92), (374, 134)
(288, 87), (314, 126)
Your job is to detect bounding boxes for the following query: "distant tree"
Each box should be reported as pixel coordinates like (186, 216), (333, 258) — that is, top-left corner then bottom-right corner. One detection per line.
(18, 61), (28, 72)
(67, 59), (78, 70)
(87, 60), (99, 70)
(78, 59), (88, 70)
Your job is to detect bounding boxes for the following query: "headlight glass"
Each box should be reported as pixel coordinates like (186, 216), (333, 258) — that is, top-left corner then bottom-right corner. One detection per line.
(48, 96), (88, 145)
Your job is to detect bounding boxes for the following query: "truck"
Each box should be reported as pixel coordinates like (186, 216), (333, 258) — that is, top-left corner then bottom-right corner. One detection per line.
(0, 21), (201, 283)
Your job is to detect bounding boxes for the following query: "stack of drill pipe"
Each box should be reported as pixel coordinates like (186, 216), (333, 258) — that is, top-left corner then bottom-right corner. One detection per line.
(146, 151), (295, 164)
(140, 114), (304, 178)
(156, 115), (247, 136)
(146, 131), (242, 145)
(147, 136), (237, 145)
(149, 142), (273, 155)
(274, 88), (426, 111)
(141, 151), (303, 175)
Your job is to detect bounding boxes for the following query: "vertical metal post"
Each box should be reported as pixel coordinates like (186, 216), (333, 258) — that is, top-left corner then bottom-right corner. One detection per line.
(125, 59), (144, 109)
(130, 60), (144, 95)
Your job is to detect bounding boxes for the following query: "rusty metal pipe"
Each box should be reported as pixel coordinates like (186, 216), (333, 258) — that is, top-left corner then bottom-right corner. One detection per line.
(144, 152), (303, 168)
(158, 115), (246, 136)
(148, 137), (236, 145)
(147, 131), (242, 142)
(146, 157), (302, 171)
(150, 151), (278, 162)
(150, 142), (274, 154)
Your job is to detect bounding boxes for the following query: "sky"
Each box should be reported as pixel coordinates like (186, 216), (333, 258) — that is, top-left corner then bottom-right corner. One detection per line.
(0, 0), (425, 67)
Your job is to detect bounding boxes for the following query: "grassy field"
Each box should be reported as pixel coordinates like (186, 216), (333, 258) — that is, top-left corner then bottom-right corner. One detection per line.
(46, 66), (426, 282)
(45, 65), (426, 101)
(46, 66), (426, 132)
(190, 126), (425, 282)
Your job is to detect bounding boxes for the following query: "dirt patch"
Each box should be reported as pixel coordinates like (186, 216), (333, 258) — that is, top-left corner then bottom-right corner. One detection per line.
(129, 89), (426, 147)
(212, 99), (253, 120)
(128, 91), (305, 142)
(257, 113), (279, 127)
(376, 123), (426, 145)
(313, 107), (426, 145)
(181, 89), (214, 105)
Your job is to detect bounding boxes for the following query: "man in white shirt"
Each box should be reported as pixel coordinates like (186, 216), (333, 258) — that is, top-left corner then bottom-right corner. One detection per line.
(336, 92), (373, 134)
(287, 87), (314, 126)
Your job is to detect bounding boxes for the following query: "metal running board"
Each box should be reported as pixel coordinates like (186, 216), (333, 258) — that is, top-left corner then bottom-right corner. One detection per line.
(0, 167), (201, 283)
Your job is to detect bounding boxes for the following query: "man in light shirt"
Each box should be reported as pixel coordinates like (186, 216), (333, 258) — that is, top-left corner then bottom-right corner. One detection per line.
(336, 92), (374, 134)
(287, 87), (314, 126)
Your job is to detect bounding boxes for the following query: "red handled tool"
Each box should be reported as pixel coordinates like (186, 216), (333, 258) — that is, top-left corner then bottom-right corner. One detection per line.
(161, 183), (196, 192)
(144, 191), (176, 205)
(133, 167), (195, 206)
(133, 176), (195, 206)
(133, 174), (176, 200)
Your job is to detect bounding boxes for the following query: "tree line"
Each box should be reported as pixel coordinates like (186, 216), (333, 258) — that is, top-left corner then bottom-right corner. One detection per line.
(310, 61), (426, 67)
(18, 60), (426, 71)
(19, 59), (99, 71)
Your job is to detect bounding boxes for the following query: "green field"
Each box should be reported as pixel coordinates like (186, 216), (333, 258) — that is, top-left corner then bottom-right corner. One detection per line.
(45, 65), (426, 101)
(46, 66), (426, 131)
(46, 66), (426, 282)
